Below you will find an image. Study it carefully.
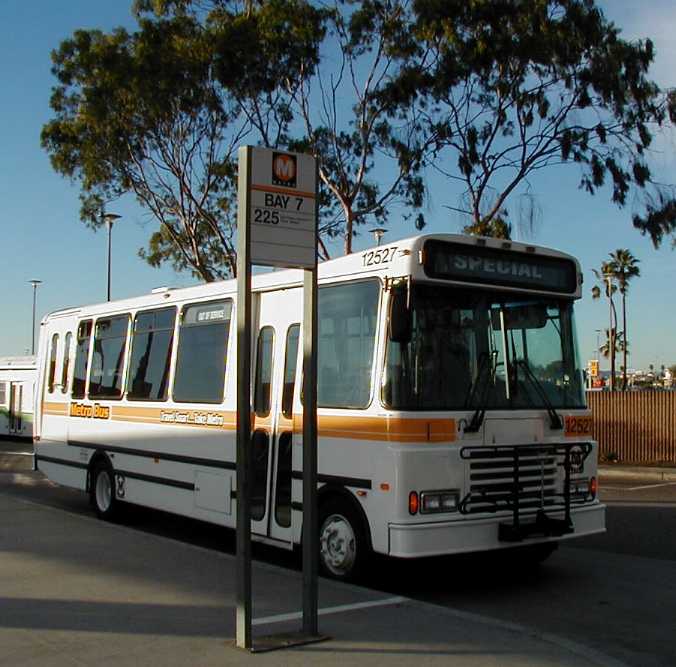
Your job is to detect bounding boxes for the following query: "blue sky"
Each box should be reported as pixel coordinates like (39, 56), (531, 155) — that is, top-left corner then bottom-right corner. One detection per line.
(1, 1), (675, 371)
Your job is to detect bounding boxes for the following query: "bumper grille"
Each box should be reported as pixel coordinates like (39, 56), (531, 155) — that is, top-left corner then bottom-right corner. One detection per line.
(459, 443), (592, 517)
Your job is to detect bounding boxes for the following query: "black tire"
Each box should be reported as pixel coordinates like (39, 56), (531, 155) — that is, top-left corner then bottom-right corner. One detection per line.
(318, 497), (371, 582)
(90, 461), (118, 521)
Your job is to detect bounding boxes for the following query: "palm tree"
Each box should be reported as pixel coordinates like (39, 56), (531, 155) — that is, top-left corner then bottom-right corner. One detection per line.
(599, 329), (624, 359)
(608, 249), (641, 390)
(598, 329), (626, 388)
(591, 261), (618, 390)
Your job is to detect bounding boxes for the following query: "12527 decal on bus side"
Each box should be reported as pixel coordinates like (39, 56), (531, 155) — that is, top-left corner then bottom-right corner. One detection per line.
(363, 246), (397, 267)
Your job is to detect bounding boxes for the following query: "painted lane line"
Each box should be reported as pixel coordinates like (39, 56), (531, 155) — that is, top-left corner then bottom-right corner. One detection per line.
(603, 481), (676, 492)
(252, 596), (406, 626)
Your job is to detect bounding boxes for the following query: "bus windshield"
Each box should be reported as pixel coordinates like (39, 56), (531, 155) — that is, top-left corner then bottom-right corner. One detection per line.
(383, 284), (585, 411)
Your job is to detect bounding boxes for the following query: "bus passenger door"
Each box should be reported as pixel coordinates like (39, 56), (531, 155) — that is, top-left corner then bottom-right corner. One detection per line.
(250, 289), (301, 546)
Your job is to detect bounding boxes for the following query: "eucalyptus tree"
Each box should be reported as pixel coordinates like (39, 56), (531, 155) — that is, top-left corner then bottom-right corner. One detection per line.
(608, 249), (640, 390)
(287, 0), (430, 254)
(399, 0), (676, 239)
(591, 261), (618, 390)
(41, 0), (326, 280)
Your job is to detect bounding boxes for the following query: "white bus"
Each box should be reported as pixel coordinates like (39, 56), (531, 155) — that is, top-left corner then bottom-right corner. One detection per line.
(0, 356), (37, 440)
(34, 234), (604, 579)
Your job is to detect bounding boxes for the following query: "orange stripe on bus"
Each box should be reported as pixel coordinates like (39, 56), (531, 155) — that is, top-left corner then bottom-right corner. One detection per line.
(43, 402), (69, 416)
(43, 403), (456, 443)
(294, 414), (456, 443)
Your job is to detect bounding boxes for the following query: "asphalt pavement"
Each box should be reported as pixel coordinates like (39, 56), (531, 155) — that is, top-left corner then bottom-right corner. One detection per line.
(0, 439), (624, 667)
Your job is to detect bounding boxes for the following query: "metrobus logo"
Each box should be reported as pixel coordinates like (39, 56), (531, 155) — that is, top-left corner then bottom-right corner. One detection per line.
(70, 402), (110, 420)
(272, 152), (297, 188)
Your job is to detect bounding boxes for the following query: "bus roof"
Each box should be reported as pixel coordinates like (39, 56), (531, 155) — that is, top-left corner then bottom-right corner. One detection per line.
(41, 233), (581, 323)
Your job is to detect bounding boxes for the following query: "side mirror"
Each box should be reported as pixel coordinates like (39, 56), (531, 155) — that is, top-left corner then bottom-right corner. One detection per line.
(389, 283), (412, 344)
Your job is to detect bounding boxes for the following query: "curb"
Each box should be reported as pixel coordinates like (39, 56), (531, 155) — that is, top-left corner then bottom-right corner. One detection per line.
(599, 465), (676, 482)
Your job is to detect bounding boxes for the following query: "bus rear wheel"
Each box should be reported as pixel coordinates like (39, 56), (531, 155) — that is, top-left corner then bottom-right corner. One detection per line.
(318, 498), (370, 582)
(90, 462), (118, 521)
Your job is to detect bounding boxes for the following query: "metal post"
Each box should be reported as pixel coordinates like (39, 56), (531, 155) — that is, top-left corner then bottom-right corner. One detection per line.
(101, 213), (121, 302)
(302, 266), (318, 636)
(302, 157), (320, 636)
(370, 227), (387, 246)
(236, 146), (253, 650)
(595, 329), (601, 361)
(107, 221), (112, 301)
(29, 280), (41, 355)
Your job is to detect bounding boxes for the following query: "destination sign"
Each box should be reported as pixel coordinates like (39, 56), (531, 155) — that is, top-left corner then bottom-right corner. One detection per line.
(423, 240), (577, 294)
(183, 301), (232, 326)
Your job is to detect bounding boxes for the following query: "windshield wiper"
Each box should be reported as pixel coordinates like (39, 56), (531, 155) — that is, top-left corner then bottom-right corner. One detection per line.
(463, 351), (496, 433)
(515, 359), (563, 430)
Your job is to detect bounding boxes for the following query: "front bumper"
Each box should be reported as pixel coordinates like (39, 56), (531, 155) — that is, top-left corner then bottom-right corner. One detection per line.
(388, 502), (605, 559)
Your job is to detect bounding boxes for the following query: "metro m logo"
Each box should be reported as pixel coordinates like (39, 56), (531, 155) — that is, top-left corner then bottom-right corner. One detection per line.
(272, 152), (297, 188)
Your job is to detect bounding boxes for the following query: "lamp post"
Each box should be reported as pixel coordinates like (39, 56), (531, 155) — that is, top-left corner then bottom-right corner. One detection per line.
(29, 280), (42, 355)
(370, 227), (387, 246)
(103, 213), (122, 301)
(595, 329), (601, 361)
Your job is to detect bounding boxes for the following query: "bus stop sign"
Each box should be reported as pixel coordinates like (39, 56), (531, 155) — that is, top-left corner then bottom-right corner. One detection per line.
(246, 147), (317, 269)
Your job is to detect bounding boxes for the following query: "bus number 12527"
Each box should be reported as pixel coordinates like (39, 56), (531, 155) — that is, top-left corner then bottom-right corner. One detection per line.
(34, 233), (604, 581)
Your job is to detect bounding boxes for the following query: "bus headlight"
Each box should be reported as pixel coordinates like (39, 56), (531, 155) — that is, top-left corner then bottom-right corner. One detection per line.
(420, 490), (460, 514)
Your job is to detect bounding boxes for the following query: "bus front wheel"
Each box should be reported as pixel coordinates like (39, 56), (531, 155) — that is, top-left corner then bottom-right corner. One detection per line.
(318, 498), (370, 582)
(90, 462), (118, 521)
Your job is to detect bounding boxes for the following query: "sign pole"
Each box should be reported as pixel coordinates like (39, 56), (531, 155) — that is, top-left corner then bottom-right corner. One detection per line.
(302, 267), (318, 633)
(235, 146), (253, 650)
(234, 145), (325, 651)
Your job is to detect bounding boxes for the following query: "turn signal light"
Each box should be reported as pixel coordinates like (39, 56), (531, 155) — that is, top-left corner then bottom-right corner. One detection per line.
(408, 491), (419, 515)
(589, 476), (598, 499)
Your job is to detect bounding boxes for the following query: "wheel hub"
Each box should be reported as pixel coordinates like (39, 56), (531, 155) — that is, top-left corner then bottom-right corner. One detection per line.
(320, 514), (356, 576)
(95, 471), (112, 512)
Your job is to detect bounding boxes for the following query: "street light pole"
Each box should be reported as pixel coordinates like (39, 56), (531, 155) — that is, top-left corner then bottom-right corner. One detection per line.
(102, 213), (122, 301)
(595, 329), (601, 361)
(370, 227), (387, 246)
(29, 280), (42, 355)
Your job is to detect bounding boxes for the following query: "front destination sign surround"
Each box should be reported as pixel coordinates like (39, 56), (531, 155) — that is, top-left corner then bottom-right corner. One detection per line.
(248, 148), (317, 269)
(423, 239), (577, 294)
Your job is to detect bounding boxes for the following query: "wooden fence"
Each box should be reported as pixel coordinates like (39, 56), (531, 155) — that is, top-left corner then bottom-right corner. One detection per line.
(586, 391), (676, 464)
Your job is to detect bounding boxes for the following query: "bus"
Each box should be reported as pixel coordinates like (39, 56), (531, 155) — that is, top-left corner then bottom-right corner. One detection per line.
(34, 233), (605, 580)
(0, 356), (36, 440)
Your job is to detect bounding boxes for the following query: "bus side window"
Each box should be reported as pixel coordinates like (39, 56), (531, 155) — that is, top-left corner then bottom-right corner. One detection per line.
(254, 327), (274, 417)
(127, 307), (176, 401)
(47, 334), (59, 393)
(72, 320), (93, 399)
(0, 382), (6, 406)
(317, 280), (380, 409)
(61, 332), (72, 394)
(281, 324), (300, 419)
(89, 315), (130, 400)
(173, 300), (232, 404)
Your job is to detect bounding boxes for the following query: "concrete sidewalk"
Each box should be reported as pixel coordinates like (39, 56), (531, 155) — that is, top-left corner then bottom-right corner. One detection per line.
(0, 488), (623, 667)
(599, 464), (676, 482)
